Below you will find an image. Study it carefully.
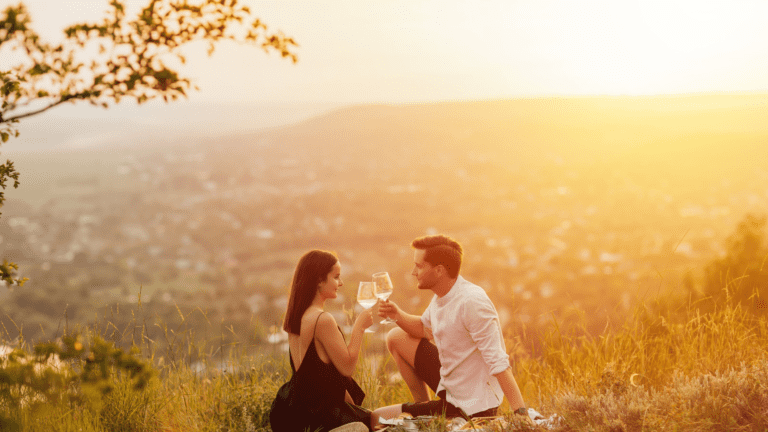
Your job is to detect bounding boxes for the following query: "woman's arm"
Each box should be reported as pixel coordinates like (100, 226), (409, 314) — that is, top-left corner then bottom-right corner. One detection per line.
(315, 309), (373, 377)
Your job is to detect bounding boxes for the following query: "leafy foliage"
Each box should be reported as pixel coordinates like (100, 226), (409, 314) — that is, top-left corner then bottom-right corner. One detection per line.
(0, 70), (20, 212)
(0, 334), (155, 431)
(0, 0), (297, 125)
(0, 259), (26, 287)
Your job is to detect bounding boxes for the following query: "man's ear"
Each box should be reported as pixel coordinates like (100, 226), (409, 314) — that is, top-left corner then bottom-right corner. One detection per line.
(435, 264), (447, 277)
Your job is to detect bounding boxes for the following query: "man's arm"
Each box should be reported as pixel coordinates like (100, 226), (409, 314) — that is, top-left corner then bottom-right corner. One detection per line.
(494, 368), (526, 412)
(378, 300), (430, 339)
(397, 310), (431, 340)
(462, 293), (526, 412)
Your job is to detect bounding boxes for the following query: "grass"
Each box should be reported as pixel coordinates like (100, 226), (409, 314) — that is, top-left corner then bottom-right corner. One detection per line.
(2, 289), (767, 432)
(521, 299), (768, 431)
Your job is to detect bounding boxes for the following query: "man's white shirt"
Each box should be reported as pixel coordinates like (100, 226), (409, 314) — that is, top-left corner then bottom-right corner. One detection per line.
(421, 276), (510, 416)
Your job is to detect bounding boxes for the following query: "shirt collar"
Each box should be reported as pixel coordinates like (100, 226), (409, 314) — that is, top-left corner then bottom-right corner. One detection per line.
(436, 275), (464, 306)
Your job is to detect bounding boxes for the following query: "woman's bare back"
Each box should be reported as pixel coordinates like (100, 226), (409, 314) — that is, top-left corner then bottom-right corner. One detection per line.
(288, 310), (333, 370)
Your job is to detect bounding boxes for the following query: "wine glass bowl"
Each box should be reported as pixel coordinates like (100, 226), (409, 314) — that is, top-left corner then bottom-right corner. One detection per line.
(373, 272), (395, 324)
(357, 281), (377, 333)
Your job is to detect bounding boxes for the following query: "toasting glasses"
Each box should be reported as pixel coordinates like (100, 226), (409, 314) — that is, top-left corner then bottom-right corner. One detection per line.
(373, 272), (395, 324)
(357, 281), (377, 333)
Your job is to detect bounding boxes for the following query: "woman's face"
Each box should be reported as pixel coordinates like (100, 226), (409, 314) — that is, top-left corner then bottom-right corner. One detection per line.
(317, 261), (343, 300)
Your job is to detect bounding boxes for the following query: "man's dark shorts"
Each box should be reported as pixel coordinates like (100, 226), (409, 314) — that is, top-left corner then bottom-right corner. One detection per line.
(401, 338), (498, 419)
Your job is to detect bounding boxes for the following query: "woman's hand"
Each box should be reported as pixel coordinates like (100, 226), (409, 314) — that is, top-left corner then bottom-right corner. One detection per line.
(354, 307), (374, 332)
(378, 299), (401, 323)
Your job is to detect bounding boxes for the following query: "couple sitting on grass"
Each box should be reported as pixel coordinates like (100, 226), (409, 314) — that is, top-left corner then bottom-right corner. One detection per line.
(269, 235), (529, 432)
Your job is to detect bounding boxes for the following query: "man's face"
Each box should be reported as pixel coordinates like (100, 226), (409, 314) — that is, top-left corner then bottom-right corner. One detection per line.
(412, 249), (439, 290)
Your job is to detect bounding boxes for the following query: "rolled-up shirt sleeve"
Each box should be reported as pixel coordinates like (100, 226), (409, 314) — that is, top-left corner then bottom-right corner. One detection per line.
(462, 295), (510, 376)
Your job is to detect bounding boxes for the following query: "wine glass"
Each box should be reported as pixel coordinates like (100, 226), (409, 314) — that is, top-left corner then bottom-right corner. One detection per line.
(373, 272), (395, 324)
(357, 281), (377, 333)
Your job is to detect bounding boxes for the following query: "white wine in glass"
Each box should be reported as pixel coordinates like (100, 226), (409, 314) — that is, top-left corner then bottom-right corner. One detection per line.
(357, 281), (377, 333)
(373, 272), (395, 324)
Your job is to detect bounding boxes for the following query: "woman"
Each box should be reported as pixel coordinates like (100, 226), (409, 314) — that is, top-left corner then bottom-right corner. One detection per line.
(270, 250), (377, 432)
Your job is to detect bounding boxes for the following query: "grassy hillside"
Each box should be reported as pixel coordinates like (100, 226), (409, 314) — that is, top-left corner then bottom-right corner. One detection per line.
(2, 286), (766, 431)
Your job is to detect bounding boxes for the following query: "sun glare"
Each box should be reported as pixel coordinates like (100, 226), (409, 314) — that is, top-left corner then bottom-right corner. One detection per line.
(461, 0), (768, 97)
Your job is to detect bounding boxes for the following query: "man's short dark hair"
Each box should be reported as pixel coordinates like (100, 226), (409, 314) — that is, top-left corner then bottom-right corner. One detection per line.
(411, 235), (463, 279)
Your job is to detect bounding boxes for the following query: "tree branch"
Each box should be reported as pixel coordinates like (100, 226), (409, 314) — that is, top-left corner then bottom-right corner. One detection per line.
(1, 97), (73, 124)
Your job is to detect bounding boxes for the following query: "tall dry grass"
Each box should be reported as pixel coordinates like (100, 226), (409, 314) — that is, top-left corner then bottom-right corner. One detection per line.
(2, 287), (767, 431)
(515, 295), (768, 432)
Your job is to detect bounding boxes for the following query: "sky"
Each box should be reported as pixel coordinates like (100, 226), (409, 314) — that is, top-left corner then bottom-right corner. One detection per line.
(1, 0), (768, 149)
(4, 0), (768, 103)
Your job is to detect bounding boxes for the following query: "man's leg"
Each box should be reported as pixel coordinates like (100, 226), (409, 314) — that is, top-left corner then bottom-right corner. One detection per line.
(385, 327), (431, 402)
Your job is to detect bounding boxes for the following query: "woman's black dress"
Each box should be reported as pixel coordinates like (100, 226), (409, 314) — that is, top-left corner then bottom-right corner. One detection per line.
(270, 313), (371, 432)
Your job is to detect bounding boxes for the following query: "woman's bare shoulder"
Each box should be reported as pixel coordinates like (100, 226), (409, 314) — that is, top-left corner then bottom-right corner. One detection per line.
(311, 312), (342, 350)
(316, 311), (338, 329)
(299, 310), (322, 330)
(299, 310), (335, 334)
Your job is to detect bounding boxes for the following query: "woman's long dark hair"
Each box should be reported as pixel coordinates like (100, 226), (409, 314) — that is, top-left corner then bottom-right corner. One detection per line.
(282, 250), (338, 335)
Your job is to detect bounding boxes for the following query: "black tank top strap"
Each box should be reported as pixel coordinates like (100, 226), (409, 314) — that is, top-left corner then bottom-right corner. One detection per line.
(312, 311), (325, 342)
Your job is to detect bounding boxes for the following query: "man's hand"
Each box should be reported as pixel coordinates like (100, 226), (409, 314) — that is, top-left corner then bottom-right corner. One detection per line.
(378, 299), (401, 322)
(379, 300), (428, 340)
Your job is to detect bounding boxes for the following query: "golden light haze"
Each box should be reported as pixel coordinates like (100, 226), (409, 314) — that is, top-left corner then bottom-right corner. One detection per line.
(4, 0), (767, 105)
(3, 6), (768, 423)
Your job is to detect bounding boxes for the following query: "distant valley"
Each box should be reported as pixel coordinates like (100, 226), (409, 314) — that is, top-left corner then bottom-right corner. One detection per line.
(2, 94), (767, 356)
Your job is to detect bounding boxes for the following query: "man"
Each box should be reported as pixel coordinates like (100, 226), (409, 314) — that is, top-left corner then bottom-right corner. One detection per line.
(372, 235), (528, 421)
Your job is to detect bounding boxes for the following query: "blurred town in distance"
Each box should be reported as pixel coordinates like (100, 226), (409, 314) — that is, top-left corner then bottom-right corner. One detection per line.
(1, 94), (767, 361)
